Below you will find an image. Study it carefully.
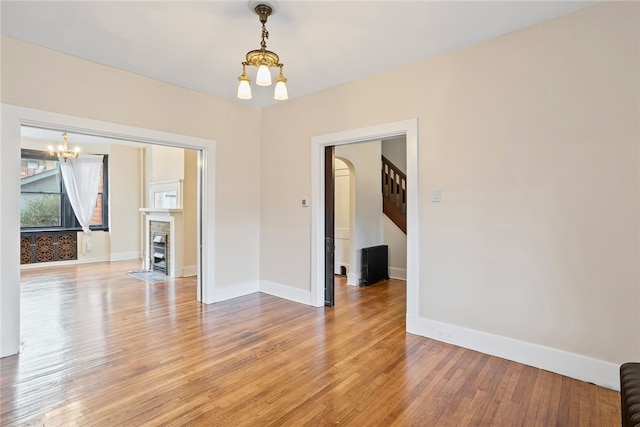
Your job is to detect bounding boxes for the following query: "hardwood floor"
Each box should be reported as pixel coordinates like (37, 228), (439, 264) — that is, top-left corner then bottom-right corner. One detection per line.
(1, 261), (619, 426)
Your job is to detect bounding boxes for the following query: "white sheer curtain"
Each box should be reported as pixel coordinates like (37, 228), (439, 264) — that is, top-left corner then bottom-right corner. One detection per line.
(58, 154), (104, 254)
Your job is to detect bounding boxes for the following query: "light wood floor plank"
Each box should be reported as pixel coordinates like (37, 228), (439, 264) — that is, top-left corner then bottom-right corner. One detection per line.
(1, 260), (620, 426)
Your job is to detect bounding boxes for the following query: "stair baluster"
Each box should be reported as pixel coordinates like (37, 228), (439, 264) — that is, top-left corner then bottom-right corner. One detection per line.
(381, 155), (406, 234)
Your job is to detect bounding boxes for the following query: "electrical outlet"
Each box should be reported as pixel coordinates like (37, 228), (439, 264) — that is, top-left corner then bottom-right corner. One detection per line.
(437, 328), (452, 341)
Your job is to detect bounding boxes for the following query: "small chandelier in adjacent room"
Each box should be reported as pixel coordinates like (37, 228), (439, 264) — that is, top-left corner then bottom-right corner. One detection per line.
(48, 132), (79, 161)
(237, 1), (288, 101)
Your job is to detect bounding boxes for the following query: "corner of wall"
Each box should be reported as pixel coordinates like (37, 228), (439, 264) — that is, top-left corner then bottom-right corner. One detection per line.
(259, 280), (311, 306)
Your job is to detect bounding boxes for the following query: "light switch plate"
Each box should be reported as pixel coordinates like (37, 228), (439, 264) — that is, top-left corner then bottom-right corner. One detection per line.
(432, 189), (441, 202)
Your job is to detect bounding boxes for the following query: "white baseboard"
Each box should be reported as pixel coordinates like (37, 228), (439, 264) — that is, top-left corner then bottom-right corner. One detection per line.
(181, 265), (197, 277)
(259, 281), (311, 306)
(346, 272), (360, 286)
(211, 281), (259, 303)
(406, 315), (620, 391)
(20, 257), (108, 269)
(78, 256), (110, 265)
(20, 254), (141, 270)
(110, 251), (140, 262)
(388, 267), (406, 280)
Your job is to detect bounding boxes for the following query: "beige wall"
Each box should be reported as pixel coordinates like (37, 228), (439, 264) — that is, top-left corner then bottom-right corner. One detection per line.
(1, 35), (262, 289)
(382, 137), (406, 173)
(260, 1), (640, 365)
(109, 145), (143, 260)
(150, 145), (184, 184)
(2, 1), (638, 375)
(383, 216), (407, 280)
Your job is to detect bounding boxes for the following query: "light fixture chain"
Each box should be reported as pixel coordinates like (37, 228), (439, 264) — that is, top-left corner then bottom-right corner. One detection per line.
(261, 22), (269, 51)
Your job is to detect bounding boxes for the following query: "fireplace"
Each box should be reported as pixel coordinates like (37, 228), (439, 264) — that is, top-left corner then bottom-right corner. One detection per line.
(140, 210), (183, 277)
(151, 231), (167, 273)
(140, 180), (184, 277)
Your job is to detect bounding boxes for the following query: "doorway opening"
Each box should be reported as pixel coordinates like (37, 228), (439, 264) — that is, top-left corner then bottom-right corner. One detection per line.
(333, 137), (407, 287)
(310, 119), (419, 326)
(1, 104), (216, 357)
(326, 138), (408, 306)
(18, 127), (199, 282)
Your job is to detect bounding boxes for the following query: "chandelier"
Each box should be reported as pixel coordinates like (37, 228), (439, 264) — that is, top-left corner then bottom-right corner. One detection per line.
(237, 2), (288, 101)
(48, 132), (79, 161)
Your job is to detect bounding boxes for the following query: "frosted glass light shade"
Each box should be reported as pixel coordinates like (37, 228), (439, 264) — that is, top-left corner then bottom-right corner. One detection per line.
(237, 79), (252, 99)
(274, 81), (288, 100)
(256, 65), (272, 86)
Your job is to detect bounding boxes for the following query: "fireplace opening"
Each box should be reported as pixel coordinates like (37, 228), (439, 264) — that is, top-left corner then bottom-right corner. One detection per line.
(151, 232), (167, 274)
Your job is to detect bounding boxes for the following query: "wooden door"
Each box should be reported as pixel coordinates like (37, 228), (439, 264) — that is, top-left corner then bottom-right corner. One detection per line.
(324, 145), (335, 306)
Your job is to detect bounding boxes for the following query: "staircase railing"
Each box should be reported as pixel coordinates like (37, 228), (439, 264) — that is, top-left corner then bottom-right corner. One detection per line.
(382, 155), (406, 234)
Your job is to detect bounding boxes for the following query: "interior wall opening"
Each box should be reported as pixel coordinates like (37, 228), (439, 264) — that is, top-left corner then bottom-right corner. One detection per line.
(311, 118), (418, 319)
(1, 104), (216, 357)
(17, 125), (201, 343)
(329, 138), (408, 306)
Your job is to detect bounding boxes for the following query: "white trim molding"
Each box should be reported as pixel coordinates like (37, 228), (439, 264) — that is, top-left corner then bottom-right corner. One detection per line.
(346, 272), (360, 286)
(259, 281), (312, 306)
(110, 251), (141, 262)
(211, 281), (259, 303)
(388, 267), (407, 280)
(19, 254), (143, 269)
(207, 281), (312, 306)
(406, 315), (620, 391)
(19, 258), (110, 270)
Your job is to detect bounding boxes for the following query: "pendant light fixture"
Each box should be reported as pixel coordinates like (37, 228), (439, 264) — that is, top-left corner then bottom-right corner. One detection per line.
(237, 1), (288, 101)
(48, 132), (79, 161)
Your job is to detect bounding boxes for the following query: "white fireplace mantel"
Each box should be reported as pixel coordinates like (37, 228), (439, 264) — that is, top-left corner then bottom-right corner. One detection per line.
(140, 208), (183, 277)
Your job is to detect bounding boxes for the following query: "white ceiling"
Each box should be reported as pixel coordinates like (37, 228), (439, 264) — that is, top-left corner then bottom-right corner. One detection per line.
(1, 1), (598, 108)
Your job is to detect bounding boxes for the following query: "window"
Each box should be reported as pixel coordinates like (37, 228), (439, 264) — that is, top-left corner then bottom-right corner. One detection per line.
(20, 149), (109, 230)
